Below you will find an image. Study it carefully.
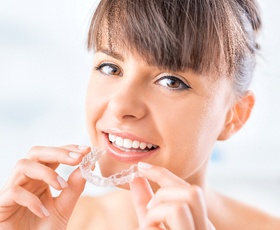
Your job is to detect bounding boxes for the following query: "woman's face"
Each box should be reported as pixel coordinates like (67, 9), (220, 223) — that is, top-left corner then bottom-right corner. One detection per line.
(86, 49), (234, 187)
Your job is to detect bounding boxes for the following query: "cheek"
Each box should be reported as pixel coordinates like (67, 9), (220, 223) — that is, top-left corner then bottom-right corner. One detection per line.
(85, 78), (109, 142)
(86, 76), (110, 118)
(157, 101), (227, 179)
(165, 115), (212, 175)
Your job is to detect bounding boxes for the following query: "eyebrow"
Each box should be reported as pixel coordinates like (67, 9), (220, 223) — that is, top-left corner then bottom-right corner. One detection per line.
(98, 49), (124, 62)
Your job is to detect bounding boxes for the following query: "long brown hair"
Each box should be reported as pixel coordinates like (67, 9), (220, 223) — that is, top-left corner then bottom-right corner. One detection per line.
(88, 0), (261, 96)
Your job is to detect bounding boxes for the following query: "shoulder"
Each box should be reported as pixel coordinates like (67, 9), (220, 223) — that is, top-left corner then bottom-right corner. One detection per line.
(208, 190), (280, 230)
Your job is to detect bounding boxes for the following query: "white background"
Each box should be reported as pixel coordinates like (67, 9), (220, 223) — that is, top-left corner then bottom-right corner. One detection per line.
(0, 0), (280, 217)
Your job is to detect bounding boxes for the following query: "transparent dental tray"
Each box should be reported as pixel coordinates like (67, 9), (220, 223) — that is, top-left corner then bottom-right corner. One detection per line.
(79, 147), (140, 187)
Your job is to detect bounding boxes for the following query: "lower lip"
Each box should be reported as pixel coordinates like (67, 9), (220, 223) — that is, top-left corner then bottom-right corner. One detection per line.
(103, 134), (158, 163)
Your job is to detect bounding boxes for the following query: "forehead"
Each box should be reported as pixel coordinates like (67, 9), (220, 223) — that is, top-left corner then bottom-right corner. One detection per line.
(94, 25), (159, 69)
(90, 4), (198, 74)
(89, 0), (238, 81)
(88, 0), (234, 78)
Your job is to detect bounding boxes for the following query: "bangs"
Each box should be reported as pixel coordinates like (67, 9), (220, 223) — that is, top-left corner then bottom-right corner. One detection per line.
(88, 0), (252, 76)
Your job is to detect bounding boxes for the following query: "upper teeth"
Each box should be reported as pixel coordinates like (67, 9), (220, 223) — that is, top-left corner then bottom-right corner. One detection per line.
(109, 134), (157, 150)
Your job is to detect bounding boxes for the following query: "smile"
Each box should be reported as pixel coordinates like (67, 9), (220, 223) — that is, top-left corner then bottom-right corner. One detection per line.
(108, 133), (158, 152)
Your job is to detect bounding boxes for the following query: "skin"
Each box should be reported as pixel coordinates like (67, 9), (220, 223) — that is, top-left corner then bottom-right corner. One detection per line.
(86, 50), (235, 190)
(0, 50), (280, 229)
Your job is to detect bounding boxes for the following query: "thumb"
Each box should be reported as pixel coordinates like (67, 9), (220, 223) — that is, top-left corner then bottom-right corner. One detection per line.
(129, 177), (154, 225)
(55, 167), (86, 219)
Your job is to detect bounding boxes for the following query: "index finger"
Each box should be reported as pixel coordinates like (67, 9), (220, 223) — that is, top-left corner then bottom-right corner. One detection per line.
(129, 177), (154, 224)
(137, 162), (189, 188)
(26, 145), (91, 169)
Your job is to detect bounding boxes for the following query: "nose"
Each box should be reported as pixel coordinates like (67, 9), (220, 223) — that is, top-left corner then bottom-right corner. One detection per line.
(107, 82), (147, 122)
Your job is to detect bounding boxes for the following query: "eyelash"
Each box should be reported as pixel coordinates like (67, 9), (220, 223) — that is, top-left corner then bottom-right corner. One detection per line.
(155, 76), (191, 91)
(95, 62), (122, 76)
(94, 62), (191, 91)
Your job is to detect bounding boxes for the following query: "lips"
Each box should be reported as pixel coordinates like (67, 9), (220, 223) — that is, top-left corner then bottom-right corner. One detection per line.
(103, 132), (159, 162)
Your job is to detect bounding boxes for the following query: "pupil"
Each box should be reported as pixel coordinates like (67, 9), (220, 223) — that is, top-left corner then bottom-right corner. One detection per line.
(102, 65), (119, 75)
(109, 66), (118, 74)
(167, 79), (179, 88)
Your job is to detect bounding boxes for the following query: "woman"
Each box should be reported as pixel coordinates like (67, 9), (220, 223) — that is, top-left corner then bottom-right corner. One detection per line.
(0, 0), (279, 229)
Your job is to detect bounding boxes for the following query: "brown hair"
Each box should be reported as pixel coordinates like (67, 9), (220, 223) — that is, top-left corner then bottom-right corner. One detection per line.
(87, 0), (261, 96)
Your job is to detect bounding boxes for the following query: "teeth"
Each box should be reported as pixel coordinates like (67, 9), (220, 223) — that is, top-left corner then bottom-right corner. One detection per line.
(140, 142), (147, 150)
(109, 134), (116, 142)
(132, 140), (140, 148)
(108, 134), (157, 150)
(123, 139), (132, 148)
(115, 136), (123, 147)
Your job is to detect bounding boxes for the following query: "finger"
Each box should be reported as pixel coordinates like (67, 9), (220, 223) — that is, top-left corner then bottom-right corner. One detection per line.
(144, 202), (195, 230)
(0, 185), (49, 219)
(207, 219), (216, 230)
(5, 158), (68, 191)
(152, 186), (208, 229)
(54, 167), (87, 219)
(138, 163), (208, 229)
(129, 177), (154, 225)
(26, 145), (91, 169)
(138, 228), (162, 230)
(137, 162), (189, 188)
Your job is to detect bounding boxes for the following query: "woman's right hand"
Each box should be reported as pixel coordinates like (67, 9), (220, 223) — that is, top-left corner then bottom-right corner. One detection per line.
(0, 145), (90, 230)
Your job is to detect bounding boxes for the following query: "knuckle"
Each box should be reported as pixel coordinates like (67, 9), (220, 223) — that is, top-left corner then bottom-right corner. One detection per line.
(156, 167), (168, 178)
(8, 185), (21, 196)
(7, 186), (40, 207)
(15, 158), (29, 169)
(189, 185), (203, 200)
(28, 195), (41, 207)
(27, 146), (42, 158)
(29, 145), (41, 153)
(174, 203), (189, 214)
(168, 203), (191, 222)
(53, 146), (69, 156)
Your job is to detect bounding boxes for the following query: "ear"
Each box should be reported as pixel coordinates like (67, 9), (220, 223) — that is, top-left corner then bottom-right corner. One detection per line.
(218, 91), (255, 140)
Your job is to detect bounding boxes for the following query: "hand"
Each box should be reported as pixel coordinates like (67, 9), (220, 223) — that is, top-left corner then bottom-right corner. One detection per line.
(129, 162), (216, 230)
(0, 145), (90, 229)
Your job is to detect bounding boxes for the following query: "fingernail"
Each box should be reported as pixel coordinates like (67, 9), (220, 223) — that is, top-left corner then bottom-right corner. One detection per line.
(57, 175), (68, 188)
(138, 162), (153, 169)
(146, 198), (154, 209)
(69, 152), (81, 159)
(41, 205), (50, 217)
(78, 145), (90, 150)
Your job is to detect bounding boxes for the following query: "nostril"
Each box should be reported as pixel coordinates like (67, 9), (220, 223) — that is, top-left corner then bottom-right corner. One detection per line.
(122, 114), (137, 119)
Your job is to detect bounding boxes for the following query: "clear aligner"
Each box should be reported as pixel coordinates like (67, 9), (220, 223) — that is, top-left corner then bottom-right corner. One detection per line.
(79, 146), (140, 187)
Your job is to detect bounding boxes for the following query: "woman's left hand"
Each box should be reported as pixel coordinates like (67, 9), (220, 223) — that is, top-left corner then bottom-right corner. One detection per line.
(129, 162), (215, 230)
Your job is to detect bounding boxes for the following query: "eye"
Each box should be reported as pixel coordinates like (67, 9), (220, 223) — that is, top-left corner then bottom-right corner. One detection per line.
(155, 76), (191, 91)
(95, 63), (122, 76)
